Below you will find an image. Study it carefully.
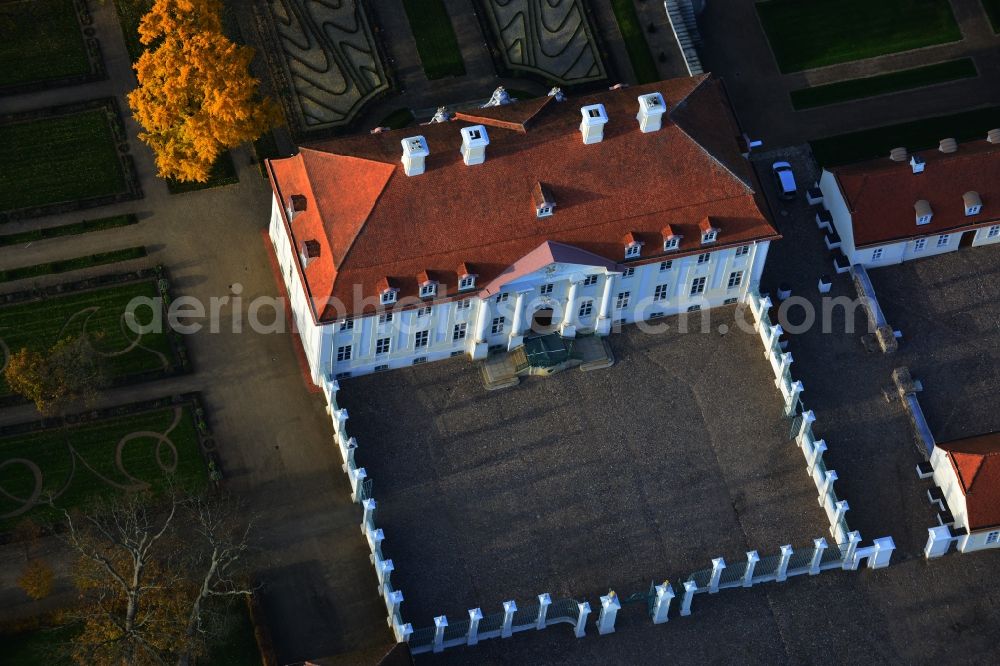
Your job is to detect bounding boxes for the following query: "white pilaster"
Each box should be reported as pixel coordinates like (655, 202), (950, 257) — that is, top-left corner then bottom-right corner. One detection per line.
(508, 293), (526, 351)
(361, 498), (376, 533)
(680, 581), (696, 616)
(776, 352), (793, 387)
(596, 274), (616, 336)
(810, 538), (828, 575)
(574, 602), (591, 637)
(597, 591), (621, 634)
(924, 525), (953, 559)
(819, 470), (838, 505)
(467, 608), (483, 645)
(708, 557), (726, 593)
(842, 531), (862, 570)
(776, 545), (793, 582)
(560, 281), (580, 337)
(743, 550), (759, 587)
(537, 593), (551, 629)
(473, 298), (491, 359)
(785, 380), (804, 416)
(808, 440), (827, 474)
(433, 616), (447, 652)
(869, 537), (895, 569)
(502, 600), (516, 638)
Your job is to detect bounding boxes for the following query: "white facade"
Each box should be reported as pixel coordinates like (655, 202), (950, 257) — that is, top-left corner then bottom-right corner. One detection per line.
(269, 195), (770, 383)
(819, 169), (1000, 269)
(929, 446), (1000, 553)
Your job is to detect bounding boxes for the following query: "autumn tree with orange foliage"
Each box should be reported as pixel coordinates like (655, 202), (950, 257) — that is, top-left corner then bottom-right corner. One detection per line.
(18, 558), (55, 600)
(128, 0), (280, 182)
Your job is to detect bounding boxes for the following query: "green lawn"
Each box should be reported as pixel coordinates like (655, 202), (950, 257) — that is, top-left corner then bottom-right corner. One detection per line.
(791, 59), (978, 110)
(985, 0), (1000, 32)
(811, 106), (1000, 166)
(757, 0), (962, 73)
(0, 110), (126, 213)
(114, 0), (154, 63)
(376, 108), (415, 130)
(401, 0), (465, 79)
(208, 601), (264, 666)
(166, 151), (239, 194)
(0, 281), (176, 395)
(0, 0), (90, 88)
(610, 0), (659, 84)
(0, 246), (147, 283)
(0, 405), (206, 529)
(2, 623), (80, 665)
(0, 214), (138, 248)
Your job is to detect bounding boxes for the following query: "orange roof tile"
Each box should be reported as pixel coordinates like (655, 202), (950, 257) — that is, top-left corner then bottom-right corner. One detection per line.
(938, 432), (1000, 531)
(266, 75), (779, 322)
(830, 138), (1000, 248)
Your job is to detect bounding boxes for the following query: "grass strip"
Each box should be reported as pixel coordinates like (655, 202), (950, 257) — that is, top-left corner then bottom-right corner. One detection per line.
(401, 0), (465, 79)
(0, 247), (147, 284)
(810, 106), (1000, 166)
(609, 0), (659, 84)
(757, 0), (961, 73)
(985, 0), (1000, 33)
(0, 214), (137, 248)
(166, 152), (239, 194)
(791, 59), (978, 110)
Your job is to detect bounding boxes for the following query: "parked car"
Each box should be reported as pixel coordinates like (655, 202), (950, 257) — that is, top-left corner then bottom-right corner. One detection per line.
(771, 161), (797, 200)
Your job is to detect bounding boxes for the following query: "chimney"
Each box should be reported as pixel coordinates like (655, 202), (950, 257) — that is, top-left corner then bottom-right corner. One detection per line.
(636, 92), (666, 133)
(938, 138), (958, 154)
(459, 125), (489, 166)
(400, 135), (429, 176)
(915, 200), (933, 226)
(909, 154), (925, 174)
(963, 191), (982, 216)
(987, 128), (1000, 144)
(579, 104), (608, 144)
(286, 194), (307, 220)
(300, 240), (321, 268)
(889, 147), (909, 162)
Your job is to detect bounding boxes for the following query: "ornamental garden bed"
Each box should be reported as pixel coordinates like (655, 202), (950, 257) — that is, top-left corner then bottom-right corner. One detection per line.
(0, 397), (210, 531)
(986, 0), (1000, 33)
(0, 0), (105, 93)
(0, 271), (189, 399)
(0, 213), (137, 248)
(401, 0), (464, 79)
(0, 99), (142, 221)
(756, 0), (962, 73)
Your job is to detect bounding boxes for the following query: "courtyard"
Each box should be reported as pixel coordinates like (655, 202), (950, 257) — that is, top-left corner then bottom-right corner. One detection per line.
(338, 309), (832, 626)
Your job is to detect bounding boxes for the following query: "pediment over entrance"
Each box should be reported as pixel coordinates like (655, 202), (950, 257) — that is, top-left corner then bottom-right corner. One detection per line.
(479, 241), (619, 295)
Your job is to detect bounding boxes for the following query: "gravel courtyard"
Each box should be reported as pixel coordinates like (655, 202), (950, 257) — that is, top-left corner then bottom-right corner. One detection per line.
(338, 307), (832, 625)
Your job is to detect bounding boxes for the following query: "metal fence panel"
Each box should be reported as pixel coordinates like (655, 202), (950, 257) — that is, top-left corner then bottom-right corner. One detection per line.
(786, 550), (813, 572)
(512, 604), (539, 628)
(718, 561), (748, 586)
(478, 610), (505, 635)
(547, 598), (579, 623)
(409, 626), (434, 650)
(754, 553), (782, 578)
(688, 568), (712, 590)
(443, 620), (469, 642)
(821, 545), (844, 565)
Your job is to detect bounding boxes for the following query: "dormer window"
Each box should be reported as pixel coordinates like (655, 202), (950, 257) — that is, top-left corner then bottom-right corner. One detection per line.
(964, 191), (982, 216)
(419, 282), (437, 298)
(380, 289), (397, 305)
(625, 243), (642, 259)
(533, 182), (556, 218)
(538, 205), (553, 218)
(701, 230), (718, 244)
(459, 275), (476, 290)
(663, 237), (680, 251)
(915, 199), (933, 226)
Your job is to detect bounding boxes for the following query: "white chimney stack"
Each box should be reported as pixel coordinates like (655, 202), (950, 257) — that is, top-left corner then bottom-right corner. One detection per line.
(910, 154), (925, 174)
(460, 125), (489, 166)
(915, 200), (933, 226)
(636, 92), (666, 133)
(400, 136), (429, 176)
(579, 104), (608, 144)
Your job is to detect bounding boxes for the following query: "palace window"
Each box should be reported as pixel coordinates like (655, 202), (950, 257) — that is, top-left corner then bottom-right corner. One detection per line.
(458, 298), (472, 309)
(453, 322), (467, 340)
(687, 304), (702, 312)
(496, 292), (509, 303)
(378, 312), (393, 324)
(937, 234), (950, 247)
(336, 345), (352, 362)
(491, 316), (506, 334)
(540, 283), (554, 295)
(728, 271), (743, 289)
(625, 243), (642, 259)
(417, 306), (432, 318)
(659, 260), (672, 271)
(663, 237), (680, 251)
(690, 276), (706, 295)
(616, 291), (630, 309)
(654, 284), (669, 301)
(701, 230), (718, 244)
(871, 248), (883, 262)
(583, 275), (599, 286)
(414, 330), (429, 348)
(419, 282), (437, 298)
(735, 245), (751, 257)
(914, 238), (927, 252)
(380, 290), (397, 305)
(622, 267), (635, 278)
(413, 357), (427, 365)
(697, 253), (710, 265)
(340, 319), (354, 331)
(579, 300), (594, 318)
(459, 275), (476, 290)
(375, 337), (391, 355)
(988, 225), (1000, 239)
(987, 530), (1000, 545)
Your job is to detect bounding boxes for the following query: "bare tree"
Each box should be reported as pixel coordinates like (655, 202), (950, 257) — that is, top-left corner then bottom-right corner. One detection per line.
(55, 490), (256, 666)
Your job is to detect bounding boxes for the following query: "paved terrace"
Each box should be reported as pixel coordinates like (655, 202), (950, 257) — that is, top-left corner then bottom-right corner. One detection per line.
(337, 310), (830, 626)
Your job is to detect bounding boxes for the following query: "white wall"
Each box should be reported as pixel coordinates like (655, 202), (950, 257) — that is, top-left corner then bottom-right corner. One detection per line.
(972, 223), (1000, 247)
(929, 446), (970, 531)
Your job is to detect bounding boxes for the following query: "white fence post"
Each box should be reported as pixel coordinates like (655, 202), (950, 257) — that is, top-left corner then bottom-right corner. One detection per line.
(810, 538), (828, 575)
(467, 608), (482, 646)
(833, 500), (849, 528)
(574, 602), (591, 638)
(343, 438), (357, 472)
(776, 545), (793, 582)
(869, 537), (896, 569)
(361, 498), (376, 534)
(785, 381), (804, 416)
(350, 466), (367, 502)
(397, 622), (413, 643)
(775, 352), (793, 387)
(767, 324), (783, 356)
(807, 440), (827, 474)
(386, 589), (403, 626)
(743, 551), (759, 587)
(501, 600), (516, 638)
(797, 410), (816, 444)
(819, 470), (838, 505)
(924, 525), (953, 559)
(433, 616), (447, 652)
(842, 531), (862, 570)
(376, 557), (394, 590)
(597, 591), (621, 635)
(537, 593), (551, 629)
(708, 557), (726, 593)
(680, 581), (697, 616)
(652, 583), (674, 624)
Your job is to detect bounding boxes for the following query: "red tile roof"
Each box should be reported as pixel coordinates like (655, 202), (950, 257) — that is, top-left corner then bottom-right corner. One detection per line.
(830, 138), (1000, 248)
(938, 432), (1000, 531)
(266, 75), (779, 322)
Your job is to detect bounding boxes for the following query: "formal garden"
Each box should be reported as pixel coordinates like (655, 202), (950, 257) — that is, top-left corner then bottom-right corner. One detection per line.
(757, 0), (962, 72)
(0, 99), (141, 221)
(0, 400), (206, 530)
(401, 0), (464, 79)
(790, 59), (978, 110)
(0, 0), (104, 92)
(0, 274), (186, 397)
